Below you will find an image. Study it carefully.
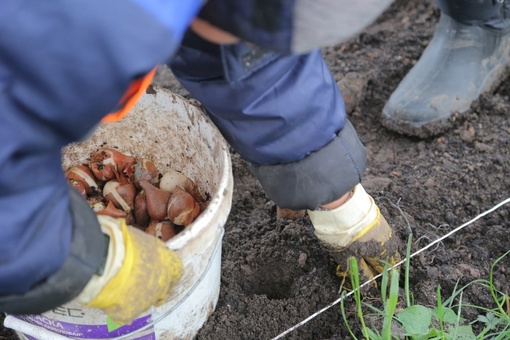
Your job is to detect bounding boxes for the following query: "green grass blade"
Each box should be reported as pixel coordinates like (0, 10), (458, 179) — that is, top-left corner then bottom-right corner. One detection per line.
(381, 263), (389, 305)
(382, 269), (399, 339)
(489, 250), (510, 316)
(340, 290), (359, 340)
(436, 285), (446, 337)
(349, 257), (370, 339)
(451, 291), (463, 340)
(405, 234), (412, 308)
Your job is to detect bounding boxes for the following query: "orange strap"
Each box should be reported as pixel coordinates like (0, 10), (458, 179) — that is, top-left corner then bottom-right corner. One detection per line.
(102, 67), (157, 123)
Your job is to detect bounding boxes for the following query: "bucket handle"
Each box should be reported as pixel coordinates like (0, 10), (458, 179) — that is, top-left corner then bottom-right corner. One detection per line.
(3, 315), (72, 340)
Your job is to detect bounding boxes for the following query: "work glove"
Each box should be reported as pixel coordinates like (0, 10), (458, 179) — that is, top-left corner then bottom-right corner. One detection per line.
(76, 215), (183, 324)
(307, 184), (401, 284)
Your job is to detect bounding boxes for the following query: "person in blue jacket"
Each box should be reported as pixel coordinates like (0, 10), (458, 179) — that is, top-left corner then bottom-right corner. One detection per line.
(0, 0), (400, 324)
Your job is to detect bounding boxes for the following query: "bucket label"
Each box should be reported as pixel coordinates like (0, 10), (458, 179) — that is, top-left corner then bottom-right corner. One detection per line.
(22, 332), (156, 340)
(17, 314), (153, 339)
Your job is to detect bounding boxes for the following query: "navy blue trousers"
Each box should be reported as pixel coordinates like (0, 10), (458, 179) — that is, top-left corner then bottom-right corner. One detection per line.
(169, 32), (367, 209)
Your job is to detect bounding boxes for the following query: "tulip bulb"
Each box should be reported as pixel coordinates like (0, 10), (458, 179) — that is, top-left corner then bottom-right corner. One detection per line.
(159, 170), (188, 193)
(132, 158), (159, 189)
(134, 190), (150, 229)
(66, 165), (100, 195)
(167, 188), (200, 226)
(160, 170), (204, 203)
(125, 212), (135, 226)
(90, 148), (136, 182)
(145, 220), (176, 242)
(139, 180), (171, 221)
(103, 180), (136, 213)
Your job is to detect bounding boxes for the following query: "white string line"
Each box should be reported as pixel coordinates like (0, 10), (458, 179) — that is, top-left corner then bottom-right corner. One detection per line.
(271, 196), (510, 340)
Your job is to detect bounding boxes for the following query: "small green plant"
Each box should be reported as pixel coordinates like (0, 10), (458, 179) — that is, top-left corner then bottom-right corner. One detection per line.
(340, 236), (510, 339)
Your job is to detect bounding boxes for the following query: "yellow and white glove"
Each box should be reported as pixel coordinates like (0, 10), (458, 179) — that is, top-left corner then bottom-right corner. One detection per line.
(76, 215), (183, 324)
(308, 184), (401, 282)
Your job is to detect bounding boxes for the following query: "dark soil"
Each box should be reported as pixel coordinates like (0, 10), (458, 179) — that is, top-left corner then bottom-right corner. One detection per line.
(3, 0), (510, 339)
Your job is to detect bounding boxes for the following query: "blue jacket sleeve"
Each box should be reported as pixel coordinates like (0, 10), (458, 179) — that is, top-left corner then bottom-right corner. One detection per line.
(0, 0), (201, 312)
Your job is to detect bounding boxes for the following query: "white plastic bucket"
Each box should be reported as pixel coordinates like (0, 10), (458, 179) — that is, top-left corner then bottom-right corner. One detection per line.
(4, 87), (233, 340)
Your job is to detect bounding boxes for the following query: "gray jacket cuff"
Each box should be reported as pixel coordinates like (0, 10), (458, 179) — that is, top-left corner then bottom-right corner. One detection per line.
(249, 119), (366, 210)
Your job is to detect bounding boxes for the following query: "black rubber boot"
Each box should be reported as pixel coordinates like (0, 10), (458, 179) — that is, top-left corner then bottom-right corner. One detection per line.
(381, 3), (510, 138)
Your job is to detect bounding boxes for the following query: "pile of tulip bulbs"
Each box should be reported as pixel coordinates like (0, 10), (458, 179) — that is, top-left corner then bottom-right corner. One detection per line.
(66, 147), (206, 241)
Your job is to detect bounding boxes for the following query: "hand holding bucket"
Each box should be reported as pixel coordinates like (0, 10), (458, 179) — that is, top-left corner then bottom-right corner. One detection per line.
(76, 216), (184, 325)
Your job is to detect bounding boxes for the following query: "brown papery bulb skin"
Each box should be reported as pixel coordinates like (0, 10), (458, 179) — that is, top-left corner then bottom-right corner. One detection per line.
(89, 148), (136, 182)
(183, 177), (204, 203)
(132, 158), (159, 189)
(167, 188), (201, 226)
(68, 179), (87, 198)
(139, 180), (171, 221)
(145, 220), (176, 242)
(103, 180), (136, 213)
(66, 164), (100, 195)
(96, 201), (127, 219)
(134, 190), (150, 229)
(125, 212), (135, 226)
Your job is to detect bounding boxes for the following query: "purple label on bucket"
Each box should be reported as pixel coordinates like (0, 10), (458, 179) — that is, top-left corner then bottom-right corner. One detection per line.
(16, 314), (153, 339)
(20, 330), (155, 340)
